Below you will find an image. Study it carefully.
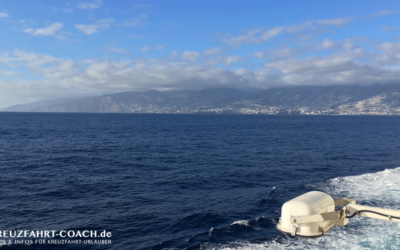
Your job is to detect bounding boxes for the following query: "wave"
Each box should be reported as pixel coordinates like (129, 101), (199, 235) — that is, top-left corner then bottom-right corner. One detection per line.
(202, 167), (400, 249)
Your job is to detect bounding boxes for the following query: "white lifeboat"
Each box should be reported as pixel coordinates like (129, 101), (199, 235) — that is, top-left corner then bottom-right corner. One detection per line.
(276, 191), (400, 237)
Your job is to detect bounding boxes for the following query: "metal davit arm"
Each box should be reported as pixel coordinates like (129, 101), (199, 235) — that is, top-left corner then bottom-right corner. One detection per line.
(346, 204), (400, 223)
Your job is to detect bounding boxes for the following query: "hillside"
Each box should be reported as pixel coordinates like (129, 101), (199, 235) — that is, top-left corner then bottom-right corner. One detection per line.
(3, 84), (400, 115)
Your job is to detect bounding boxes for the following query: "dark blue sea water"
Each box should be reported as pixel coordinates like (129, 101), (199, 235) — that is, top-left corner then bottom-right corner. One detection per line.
(0, 113), (400, 250)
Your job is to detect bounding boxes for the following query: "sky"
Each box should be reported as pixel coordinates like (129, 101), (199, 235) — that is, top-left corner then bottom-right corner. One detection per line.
(0, 0), (400, 108)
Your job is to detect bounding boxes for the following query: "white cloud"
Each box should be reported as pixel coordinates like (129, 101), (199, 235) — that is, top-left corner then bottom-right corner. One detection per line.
(203, 55), (242, 67)
(287, 24), (303, 34)
(78, 0), (101, 10)
(317, 17), (354, 27)
(181, 51), (200, 62)
(75, 25), (97, 35)
(251, 48), (303, 60)
(121, 14), (147, 27)
(0, 50), (62, 68)
(258, 48), (400, 86)
(382, 26), (400, 33)
(0, 70), (20, 76)
(287, 21), (313, 33)
(265, 49), (365, 74)
(222, 29), (261, 47)
(222, 27), (285, 47)
(320, 39), (339, 49)
(365, 10), (397, 19)
(155, 46), (165, 50)
(343, 39), (354, 50)
(203, 47), (222, 55)
(2, 45), (400, 108)
(260, 27), (285, 41)
(23, 22), (66, 39)
(140, 45), (149, 52)
(382, 65), (400, 71)
(122, 20), (141, 27)
(0, 13), (8, 18)
(0, 50), (252, 107)
(379, 42), (400, 56)
(251, 51), (265, 59)
(75, 18), (114, 35)
(224, 56), (242, 65)
(169, 51), (178, 59)
(102, 46), (128, 54)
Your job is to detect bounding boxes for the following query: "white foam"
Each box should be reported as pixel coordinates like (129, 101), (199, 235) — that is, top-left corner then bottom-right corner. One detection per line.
(204, 167), (400, 249)
(232, 220), (250, 226)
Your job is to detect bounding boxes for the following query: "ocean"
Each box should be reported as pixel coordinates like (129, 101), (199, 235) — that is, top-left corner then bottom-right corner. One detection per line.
(0, 113), (399, 249)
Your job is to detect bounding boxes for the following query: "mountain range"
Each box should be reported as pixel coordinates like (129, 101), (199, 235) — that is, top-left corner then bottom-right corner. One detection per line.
(3, 84), (400, 115)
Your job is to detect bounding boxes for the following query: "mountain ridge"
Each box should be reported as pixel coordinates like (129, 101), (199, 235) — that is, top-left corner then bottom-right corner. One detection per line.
(3, 84), (400, 115)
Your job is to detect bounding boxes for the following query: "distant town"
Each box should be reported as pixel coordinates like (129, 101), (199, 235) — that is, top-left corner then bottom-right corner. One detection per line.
(122, 103), (400, 115)
(109, 92), (400, 115)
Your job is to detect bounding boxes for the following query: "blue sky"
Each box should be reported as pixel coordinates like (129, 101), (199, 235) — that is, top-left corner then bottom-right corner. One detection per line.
(0, 0), (400, 107)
